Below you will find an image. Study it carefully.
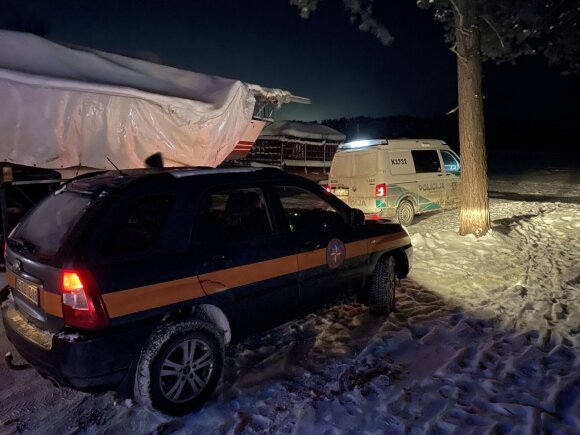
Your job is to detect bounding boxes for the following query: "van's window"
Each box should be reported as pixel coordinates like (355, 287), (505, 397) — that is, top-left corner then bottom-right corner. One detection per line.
(109, 196), (172, 255)
(411, 150), (442, 173)
(441, 150), (461, 173)
(331, 154), (352, 177)
(9, 191), (91, 260)
(275, 185), (345, 233)
(197, 188), (272, 243)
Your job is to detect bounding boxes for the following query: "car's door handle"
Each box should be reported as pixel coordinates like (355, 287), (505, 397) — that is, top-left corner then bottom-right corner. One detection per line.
(438, 173), (444, 177)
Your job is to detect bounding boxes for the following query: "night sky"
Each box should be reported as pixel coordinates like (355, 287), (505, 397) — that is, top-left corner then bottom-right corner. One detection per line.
(1, 0), (579, 125)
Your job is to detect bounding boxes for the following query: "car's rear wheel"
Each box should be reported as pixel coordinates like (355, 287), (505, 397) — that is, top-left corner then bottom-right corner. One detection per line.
(135, 321), (224, 416)
(368, 256), (396, 315)
(396, 200), (415, 226)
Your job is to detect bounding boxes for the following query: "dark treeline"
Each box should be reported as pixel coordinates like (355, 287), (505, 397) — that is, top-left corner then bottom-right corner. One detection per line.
(319, 114), (580, 170)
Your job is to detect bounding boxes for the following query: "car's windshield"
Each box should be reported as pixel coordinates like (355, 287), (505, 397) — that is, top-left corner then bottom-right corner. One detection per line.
(9, 191), (91, 260)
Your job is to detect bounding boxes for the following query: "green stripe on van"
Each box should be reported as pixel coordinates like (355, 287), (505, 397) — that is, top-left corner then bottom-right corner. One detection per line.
(388, 183), (442, 212)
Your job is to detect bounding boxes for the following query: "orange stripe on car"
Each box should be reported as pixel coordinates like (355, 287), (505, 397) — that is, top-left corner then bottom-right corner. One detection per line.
(7, 232), (409, 319)
(7, 269), (63, 318)
(368, 232), (409, 253)
(6, 269), (16, 288)
(199, 255), (298, 293)
(298, 248), (326, 270)
(40, 290), (63, 318)
(345, 239), (368, 258)
(102, 276), (205, 318)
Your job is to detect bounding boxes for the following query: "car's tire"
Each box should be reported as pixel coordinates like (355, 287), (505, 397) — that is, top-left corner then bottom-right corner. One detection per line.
(396, 200), (415, 226)
(134, 320), (224, 416)
(368, 256), (396, 315)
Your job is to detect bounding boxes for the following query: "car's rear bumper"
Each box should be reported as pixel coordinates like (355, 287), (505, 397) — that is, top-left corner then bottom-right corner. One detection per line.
(2, 299), (153, 392)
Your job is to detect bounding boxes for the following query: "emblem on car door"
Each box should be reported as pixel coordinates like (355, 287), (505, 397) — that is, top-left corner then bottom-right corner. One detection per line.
(326, 238), (345, 269)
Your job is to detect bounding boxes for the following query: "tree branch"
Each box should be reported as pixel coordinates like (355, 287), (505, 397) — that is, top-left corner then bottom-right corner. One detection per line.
(480, 15), (505, 49)
(450, 43), (470, 63)
(449, 0), (464, 28)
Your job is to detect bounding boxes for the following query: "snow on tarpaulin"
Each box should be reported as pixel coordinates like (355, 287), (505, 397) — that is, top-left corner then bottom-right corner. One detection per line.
(0, 30), (300, 170)
(259, 120), (346, 143)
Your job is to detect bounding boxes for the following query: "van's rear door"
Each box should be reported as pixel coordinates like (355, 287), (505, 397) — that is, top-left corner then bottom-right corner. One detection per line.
(330, 149), (378, 213)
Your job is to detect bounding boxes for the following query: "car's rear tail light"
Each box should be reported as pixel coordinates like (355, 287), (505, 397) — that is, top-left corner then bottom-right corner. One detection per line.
(375, 183), (387, 197)
(325, 184), (332, 193)
(61, 270), (110, 329)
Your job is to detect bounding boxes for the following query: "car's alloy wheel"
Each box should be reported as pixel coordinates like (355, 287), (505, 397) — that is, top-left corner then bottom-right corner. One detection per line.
(368, 256), (396, 315)
(396, 200), (415, 226)
(135, 321), (224, 416)
(159, 338), (214, 403)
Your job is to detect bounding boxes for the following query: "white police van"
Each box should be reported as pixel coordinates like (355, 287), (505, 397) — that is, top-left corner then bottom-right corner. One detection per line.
(328, 139), (461, 225)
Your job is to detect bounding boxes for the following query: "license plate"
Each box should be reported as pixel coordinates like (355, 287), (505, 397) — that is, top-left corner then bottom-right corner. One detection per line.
(16, 278), (39, 305)
(335, 188), (349, 196)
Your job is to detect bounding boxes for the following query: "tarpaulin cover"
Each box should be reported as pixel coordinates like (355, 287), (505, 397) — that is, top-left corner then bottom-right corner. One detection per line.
(0, 30), (278, 169)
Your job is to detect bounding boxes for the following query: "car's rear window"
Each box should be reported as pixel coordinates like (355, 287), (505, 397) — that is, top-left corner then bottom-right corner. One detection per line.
(9, 191), (91, 260)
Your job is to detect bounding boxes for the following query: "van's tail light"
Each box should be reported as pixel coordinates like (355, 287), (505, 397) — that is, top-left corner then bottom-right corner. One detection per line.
(325, 184), (332, 193)
(61, 270), (110, 329)
(375, 183), (387, 197)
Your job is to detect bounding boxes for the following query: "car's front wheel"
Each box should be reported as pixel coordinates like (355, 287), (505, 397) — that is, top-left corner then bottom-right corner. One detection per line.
(368, 256), (396, 315)
(135, 321), (224, 416)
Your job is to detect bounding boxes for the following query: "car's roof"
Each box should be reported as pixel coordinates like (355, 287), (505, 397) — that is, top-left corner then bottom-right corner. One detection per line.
(64, 166), (300, 193)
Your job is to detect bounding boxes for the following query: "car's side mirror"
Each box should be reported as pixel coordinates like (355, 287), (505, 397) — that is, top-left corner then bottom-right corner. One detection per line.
(350, 208), (365, 227)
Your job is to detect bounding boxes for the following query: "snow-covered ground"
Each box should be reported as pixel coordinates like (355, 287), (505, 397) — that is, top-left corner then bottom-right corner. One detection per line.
(1, 169), (579, 434)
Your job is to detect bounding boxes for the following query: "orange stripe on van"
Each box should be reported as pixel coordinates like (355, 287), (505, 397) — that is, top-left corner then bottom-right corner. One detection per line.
(102, 276), (205, 318)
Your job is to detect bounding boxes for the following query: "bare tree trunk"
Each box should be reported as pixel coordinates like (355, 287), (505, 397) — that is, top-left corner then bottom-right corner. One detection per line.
(455, 0), (490, 236)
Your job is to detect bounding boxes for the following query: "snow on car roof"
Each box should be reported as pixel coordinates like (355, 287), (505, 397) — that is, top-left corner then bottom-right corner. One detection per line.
(259, 121), (346, 142)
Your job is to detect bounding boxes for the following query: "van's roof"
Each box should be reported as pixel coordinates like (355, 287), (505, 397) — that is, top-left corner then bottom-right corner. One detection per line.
(337, 138), (448, 152)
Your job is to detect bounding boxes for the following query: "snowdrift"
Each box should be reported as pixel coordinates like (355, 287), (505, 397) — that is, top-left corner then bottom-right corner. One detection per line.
(0, 31), (303, 170)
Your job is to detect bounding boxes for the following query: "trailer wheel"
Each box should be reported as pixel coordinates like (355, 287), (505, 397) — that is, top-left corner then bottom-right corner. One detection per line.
(396, 200), (415, 226)
(368, 256), (396, 315)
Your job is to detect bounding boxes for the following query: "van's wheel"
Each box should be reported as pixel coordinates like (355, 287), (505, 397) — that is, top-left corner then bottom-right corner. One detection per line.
(368, 256), (396, 315)
(396, 200), (415, 226)
(134, 321), (224, 416)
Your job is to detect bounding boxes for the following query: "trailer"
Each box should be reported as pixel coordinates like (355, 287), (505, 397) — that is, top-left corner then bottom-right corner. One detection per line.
(229, 121), (345, 182)
(0, 30), (308, 255)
